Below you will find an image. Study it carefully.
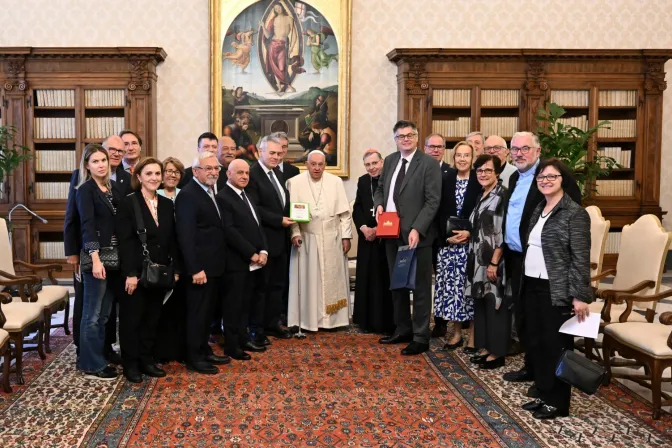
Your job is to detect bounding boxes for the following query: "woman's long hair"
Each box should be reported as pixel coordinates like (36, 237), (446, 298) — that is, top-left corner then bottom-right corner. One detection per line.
(76, 143), (111, 189)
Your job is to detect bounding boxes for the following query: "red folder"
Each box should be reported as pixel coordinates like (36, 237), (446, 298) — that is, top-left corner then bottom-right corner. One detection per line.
(377, 212), (400, 238)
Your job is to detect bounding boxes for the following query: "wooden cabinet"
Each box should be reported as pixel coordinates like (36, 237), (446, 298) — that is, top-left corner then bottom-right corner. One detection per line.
(0, 48), (165, 277)
(387, 49), (672, 268)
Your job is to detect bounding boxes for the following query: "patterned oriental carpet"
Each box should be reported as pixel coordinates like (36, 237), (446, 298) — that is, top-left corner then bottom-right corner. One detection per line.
(0, 327), (671, 447)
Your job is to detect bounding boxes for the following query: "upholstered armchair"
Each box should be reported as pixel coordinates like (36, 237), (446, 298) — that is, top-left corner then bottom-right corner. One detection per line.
(586, 206), (610, 289)
(0, 299), (11, 393)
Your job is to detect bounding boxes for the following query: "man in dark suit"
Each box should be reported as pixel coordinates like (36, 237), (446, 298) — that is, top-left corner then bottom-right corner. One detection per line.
(374, 120), (442, 355)
(501, 131), (582, 389)
(217, 159), (269, 360)
(177, 132), (220, 189)
(247, 135), (294, 344)
(175, 151), (231, 374)
(423, 133), (452, 175)
(272, 132), (300, 181)
(64, 135), (131, 362)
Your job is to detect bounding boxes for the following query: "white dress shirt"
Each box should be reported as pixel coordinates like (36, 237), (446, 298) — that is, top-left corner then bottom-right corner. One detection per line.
(385, 149), (416, 213)
(226, 182), (267, 255)
(524, 213), (550, 279)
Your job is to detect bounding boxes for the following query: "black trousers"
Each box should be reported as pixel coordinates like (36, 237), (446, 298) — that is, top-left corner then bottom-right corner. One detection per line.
(185, 276), (221, 363)
(119, 285), (163, 368)
(523, 276), (574, 412)
(73, 272), (118, 355)
(505, 248), (531, 370)
(385, 241), (433, 344)
(252, 253), (285, 334)
(222, 270), (250, 354)
(474, 293), (512, 357)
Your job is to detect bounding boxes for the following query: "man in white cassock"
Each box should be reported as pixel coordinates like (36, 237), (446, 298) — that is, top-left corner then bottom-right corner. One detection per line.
(287, 150), (352, 330)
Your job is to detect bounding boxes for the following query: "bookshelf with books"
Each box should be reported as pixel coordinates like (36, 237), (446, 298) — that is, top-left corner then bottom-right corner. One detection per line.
(0, 47), (165, 276)
(388, 49), (672, 269)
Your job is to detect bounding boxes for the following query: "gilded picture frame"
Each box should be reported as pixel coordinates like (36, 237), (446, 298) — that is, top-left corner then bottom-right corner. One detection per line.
(210, 0), (352, 177)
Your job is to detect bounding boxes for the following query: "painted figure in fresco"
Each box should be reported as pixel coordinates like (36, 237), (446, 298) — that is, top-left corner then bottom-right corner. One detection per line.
(305, 28), (338, 74)
(223, 29), (256, 73)
(305, 94), (328, 127)
(259, 2), (305, 93)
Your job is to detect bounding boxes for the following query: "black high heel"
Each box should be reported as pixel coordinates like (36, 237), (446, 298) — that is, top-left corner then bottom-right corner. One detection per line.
(463, 346), (478, 354)
(442, 338), (464, 350)
(470, 354), (488, 364)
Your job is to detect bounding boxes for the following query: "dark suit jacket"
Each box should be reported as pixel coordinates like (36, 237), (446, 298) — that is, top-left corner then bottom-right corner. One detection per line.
(440, 161), (452, 175)
(177, 166), (227, 191)
(175, 179), (227, 277)
(505, 165), (582, 249)
(65, 166), (131, 256)
(246, 162), (290, 257)
(116, 191), (180, 278)
(373, 150), (442, 248)
(217, 185), (268, 272)
(437, 169), (481, 246)
(279, 162), (300, 181)
(75, 178), (124, 252)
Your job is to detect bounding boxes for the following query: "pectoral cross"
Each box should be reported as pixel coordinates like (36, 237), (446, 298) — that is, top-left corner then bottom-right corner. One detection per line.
(370, 207), (375, 217)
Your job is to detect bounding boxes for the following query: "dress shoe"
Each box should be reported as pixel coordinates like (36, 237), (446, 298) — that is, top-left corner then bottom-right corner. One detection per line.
(254, 336), (271, 346)
(442, 338), (463, 351)
(379, 333), (413, 345)
(470, 354), (488, 364)
(187, 362), (218, 375)
(84, 365), (118, 381)
(226, 350), (252, 361)
(532, 404), (569, 420)
(502, 367), (533, 382)
(124, 367), (142, 383)
(140, 363), (166, 378)
(463, 346), (478, 355)
(206, 354), (231, 365)
(266, 325), (292, 339)
(241, 341), (266, 353)
(527, 384), (540, 398)
(480, 357), (505, 370)
(522, 399), (545, 412)
(401, 342), (429, 356)
(106, 351), (123, 366)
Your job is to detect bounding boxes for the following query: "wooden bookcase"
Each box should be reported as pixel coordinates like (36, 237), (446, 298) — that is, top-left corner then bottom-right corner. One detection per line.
(387, 49), (672, 269)
(0, 48), (166, 277)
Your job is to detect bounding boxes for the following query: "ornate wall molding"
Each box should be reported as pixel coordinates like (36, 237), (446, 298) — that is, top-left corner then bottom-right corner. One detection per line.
(524, 61), (548, 92)
(645, 60), (667, 93)
(2, 57), (27, 91)
(404, 58), (429, 92)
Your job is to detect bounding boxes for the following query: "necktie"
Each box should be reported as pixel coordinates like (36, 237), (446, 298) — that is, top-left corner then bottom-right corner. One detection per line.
(268, 170), (284, 206)
(207, 187), (221, 218)
(241, 191), (259, 225)
(393, 158), (408, 208)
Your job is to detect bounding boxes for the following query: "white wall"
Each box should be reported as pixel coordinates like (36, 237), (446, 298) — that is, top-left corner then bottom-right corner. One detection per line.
(3, 0), (672, 226)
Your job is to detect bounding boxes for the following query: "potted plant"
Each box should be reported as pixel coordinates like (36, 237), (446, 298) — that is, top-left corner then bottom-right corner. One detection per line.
(536, 102), (619, 197)
(0, 125), (31, 200)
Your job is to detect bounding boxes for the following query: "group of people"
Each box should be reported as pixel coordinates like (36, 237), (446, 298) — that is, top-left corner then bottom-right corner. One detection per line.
(352, 121), (592, 420)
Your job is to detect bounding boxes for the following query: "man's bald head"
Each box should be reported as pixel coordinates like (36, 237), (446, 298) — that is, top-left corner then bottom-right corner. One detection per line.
(227, 158), (250, 189)
(103, 135), (125, 169)
(483, 135), (509, 165)
(218, 136), (236, 168)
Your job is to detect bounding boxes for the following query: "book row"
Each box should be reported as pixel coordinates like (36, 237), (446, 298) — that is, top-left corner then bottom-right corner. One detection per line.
(595, 180), (634, 197)
(34, 182), (70, 200)
(432, 117), (471, 138)
(39, 242), (65, 260)
(480, 89), (520, 107)
(550, 90), (589, 107)
(598, 147), (631, 169)
(599, 90), (637, 107)
(480, 117), (519, 138)
(35, 150), (77, 172)
(86, 117), (125, 139)
(557, 115), (588, 131)
(33, 118), (75, 139)
(597, 120), (636, 138)
(432, 89), (471, 107)
(605, 232), (622, 255)
(35, 89), (75, 107)
(85, 89), (125, 107)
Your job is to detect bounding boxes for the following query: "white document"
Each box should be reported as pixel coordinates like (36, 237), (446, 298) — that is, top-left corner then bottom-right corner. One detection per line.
(163, 289), (173, 305)
(250, 263), (263, 272)
(559, 312), (600, 339)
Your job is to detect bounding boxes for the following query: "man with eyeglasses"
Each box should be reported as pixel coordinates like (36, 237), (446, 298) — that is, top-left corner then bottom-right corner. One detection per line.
(502, 131), (581, 394)
(466, 131), (485, 161)
(374, 120), (442, 356)
(178, 132), (224, 192)
(424, 133), (452, 175)
(64, 134), (131, 364)
(176, 151), (231, 374)
(483, 135), (517, 188)
(119, 129), (143, 174)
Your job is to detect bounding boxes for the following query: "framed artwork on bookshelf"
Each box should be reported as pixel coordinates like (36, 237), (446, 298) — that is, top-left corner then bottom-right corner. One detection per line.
(210, 0), (352, 177)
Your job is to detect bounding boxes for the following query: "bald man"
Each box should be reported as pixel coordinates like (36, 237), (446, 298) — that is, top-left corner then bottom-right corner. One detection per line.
(483, 135), (517, 188)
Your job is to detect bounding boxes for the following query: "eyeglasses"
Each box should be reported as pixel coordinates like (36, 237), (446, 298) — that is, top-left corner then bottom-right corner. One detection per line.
(195, 166), (221, 173)
(510, 146), (536, 154)
(165, 169), (181, 176)
(454, 153), (472, 159)
(425, 145), (445, 151)
(484, 145), (506, 154)
(394, 133), (418, 141)
(108, 148), (126, 155)
(476, 168), (495, 175)
(536, 174), (562, 182)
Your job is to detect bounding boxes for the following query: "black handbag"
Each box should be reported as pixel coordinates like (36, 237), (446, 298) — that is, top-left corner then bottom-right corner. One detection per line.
(131, 195), (175, 290)
(446, 216), (472, 237)
(555, 349), (606, 395)
(80, 247), (120, 272)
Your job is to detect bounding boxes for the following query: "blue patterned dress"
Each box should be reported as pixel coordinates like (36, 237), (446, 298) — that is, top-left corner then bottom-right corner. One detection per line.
(433, 178), (473, 321)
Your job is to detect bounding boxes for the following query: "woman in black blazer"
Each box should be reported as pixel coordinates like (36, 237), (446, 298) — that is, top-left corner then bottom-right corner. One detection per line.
(116, 157), (180, 383)
(432, 142), (481, 350)
(75, 144), (123, 381)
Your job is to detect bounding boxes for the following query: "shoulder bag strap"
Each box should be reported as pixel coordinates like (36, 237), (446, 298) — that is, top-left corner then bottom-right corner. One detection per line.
(131, 194), (151, 260)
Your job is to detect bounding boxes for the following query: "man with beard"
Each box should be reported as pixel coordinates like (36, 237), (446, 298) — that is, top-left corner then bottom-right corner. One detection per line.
(178, 132), (223, 191)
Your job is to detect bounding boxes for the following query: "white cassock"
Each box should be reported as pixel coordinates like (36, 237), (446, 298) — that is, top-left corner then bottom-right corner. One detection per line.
(287, 172), (352, 331)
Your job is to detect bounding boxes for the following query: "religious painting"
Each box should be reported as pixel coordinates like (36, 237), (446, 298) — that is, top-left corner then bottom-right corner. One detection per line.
(211, 0), (352, 177)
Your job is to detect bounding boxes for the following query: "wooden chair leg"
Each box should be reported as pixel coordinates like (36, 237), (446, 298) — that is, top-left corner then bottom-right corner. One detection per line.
(37, 320), (46, 361)
(651, 360), (663, 420)
(585, 337), (595, 361)
(43, 309), (52, 354)
(11, 333), (25, 385)
(602, 336), (612, 386)
(1, 345), (11, 393)
(63, 297), (71, 335)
